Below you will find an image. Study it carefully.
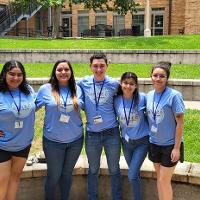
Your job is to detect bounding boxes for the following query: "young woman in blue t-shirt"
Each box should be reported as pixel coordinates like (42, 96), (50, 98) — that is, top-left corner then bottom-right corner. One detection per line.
(0, 60), (35, 200)
(146, 62), (184, 200)
(114, 72), (149, 200)
(36, 59), (83, 200)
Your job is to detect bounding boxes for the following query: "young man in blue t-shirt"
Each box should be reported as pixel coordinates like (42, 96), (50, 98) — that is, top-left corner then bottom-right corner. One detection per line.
(78, 54), (121, 200)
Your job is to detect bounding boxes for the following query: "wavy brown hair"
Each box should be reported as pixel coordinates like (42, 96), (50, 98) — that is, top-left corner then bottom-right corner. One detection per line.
(49, 59), (78, 111)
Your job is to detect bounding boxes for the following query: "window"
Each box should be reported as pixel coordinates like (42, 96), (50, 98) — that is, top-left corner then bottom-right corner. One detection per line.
(113, 14), (125, 36)
(132, 14), (144, 35)
(132, 9), (145, 36)
(95, 12), (107, 25)
(78, 11), (89, 37)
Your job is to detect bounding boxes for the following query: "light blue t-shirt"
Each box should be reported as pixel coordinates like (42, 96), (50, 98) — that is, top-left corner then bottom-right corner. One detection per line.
(35, 83), (83, 143)
(78, 75), (118, 132)
(114, 93), (149, 140)
(146, 87), (185, 146)
(0, 86), (36, 151)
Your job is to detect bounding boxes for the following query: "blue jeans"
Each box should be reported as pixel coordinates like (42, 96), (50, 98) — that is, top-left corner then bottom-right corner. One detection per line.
(86, 127), (121, 200)
(122, 136), (149, 200)
(43, 136), (83, 200)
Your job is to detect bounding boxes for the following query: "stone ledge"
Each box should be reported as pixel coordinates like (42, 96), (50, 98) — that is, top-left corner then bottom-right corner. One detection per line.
(1, 49), (200, 54)
(22, 156), (200, 186)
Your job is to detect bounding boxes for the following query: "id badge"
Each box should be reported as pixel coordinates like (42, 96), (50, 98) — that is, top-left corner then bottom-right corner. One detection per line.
(93, 115), (103, 124)
(59, 114), (70, 123)
(15, 121), (23, 129)
(124, 134), (129, 142)
(151, 124), (158, 133)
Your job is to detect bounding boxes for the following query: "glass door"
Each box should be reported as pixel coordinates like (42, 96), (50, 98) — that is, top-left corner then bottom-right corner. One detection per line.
(151, 11), (164, 35)
(62, 17), (72, 37)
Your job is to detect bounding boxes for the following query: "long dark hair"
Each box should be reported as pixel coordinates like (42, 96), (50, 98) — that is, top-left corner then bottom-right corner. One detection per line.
(48, 59), (78, 111)
(117, 72), (139, 108)
(0, 60), (30, 95)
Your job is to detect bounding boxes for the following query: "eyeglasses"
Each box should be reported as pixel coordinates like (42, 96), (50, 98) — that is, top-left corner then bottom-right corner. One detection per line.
(151, 74), (167, 79)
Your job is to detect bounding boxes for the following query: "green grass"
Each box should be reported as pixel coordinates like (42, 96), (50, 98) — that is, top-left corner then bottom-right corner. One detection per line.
(1, 34), (200, 49)
(1, 63), (199, 79)
(184, 109), (200, 163)
(31, 109), (200, 163)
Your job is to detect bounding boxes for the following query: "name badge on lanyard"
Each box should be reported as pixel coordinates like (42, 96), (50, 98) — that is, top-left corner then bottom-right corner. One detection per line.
(93, 115), (103, 124)
(9, 90), (23, 129)
(122, 96), (134, 127)
(152, 89), (166, 123)
(93, 79), (105, 125)
(15, 120), (23, 129)
(59, 114), (70, 123)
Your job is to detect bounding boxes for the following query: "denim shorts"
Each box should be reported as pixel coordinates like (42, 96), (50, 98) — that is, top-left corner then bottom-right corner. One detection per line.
(148, 142), (184, 167)
(0, 144), (31, 163)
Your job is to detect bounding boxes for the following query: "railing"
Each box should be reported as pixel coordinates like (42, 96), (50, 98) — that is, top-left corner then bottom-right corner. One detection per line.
(0, 1), (42, 36)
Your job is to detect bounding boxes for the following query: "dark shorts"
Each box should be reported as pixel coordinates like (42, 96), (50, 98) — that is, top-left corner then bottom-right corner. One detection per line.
(148, 142), (184, 167)
(0, 144), (31, 163)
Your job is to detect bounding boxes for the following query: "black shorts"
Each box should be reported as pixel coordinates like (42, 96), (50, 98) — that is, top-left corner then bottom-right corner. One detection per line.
(148, 142), (184, 167)
(0, 144), (31, 163)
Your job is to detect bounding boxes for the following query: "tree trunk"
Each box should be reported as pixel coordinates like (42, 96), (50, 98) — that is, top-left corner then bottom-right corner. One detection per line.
(52, 5), (62, 38)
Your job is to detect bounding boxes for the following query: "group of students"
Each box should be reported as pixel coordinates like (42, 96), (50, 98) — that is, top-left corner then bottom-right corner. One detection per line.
(0, 54), (184, 200)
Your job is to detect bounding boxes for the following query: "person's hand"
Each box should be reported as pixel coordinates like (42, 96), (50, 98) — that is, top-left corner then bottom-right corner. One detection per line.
(171, 148), (180, 163)
(0, 130), (4, 137)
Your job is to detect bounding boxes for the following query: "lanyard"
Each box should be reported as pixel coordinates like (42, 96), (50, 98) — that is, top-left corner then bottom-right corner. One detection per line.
(60, 89), (70, 108)
(122, 96), (134, 126)
(93, 78), (105, 110)
(152, 88), (166, 120)
(9, 90), (21, 116)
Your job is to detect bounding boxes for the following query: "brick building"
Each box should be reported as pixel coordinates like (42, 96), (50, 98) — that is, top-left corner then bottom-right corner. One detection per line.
(0, 0), (200, 37)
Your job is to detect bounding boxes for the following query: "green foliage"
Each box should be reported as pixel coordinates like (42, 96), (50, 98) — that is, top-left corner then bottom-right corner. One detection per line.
(12, 0), (138, 13)
(73, 0), (138, 14)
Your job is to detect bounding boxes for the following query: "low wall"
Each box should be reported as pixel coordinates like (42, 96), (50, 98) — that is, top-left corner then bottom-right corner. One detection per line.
(1, 49), (200, 64)
(17, 156), (200, 200)
(28, 78), (200, 101)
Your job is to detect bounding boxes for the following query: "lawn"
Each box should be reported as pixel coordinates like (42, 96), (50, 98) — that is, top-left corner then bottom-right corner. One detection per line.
(31, 108), (200, 163)
(1, 63), (199, 79)
(1, 34), (200, 49)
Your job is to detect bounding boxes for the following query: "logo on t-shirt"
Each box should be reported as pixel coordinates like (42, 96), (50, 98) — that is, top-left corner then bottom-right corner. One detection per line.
(119, 109), (140, 127)
(87, 86), (110, 104)
(12, 101), (33, 118)
(59, 98), (74, 113)
(148, 104), (165, 124)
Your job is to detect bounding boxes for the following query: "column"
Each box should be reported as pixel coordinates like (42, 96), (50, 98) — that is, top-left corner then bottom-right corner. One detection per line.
(144, 0), (151, 37)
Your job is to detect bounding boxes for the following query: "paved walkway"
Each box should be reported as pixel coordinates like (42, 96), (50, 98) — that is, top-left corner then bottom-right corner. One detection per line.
(184, 101), (200, 110)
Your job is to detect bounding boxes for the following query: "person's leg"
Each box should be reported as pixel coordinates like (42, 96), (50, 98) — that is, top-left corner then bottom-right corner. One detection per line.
(124, 141), (148, 200)
(157, 165), (176, 200)
(153, 163), (162, 200)
(86, 132), (102, 200)
(0, 160), (11, 200)
(43, 137), (66, 200)
(59, 136), (83, 200)
(5, 156), (26, 200)
(104, 128), (121, 200)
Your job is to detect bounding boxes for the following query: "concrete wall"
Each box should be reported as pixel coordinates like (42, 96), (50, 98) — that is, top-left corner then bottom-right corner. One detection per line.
(16, 156), (200, 200)
(1, 49), (200, 64)
(28, 77), (200, 101)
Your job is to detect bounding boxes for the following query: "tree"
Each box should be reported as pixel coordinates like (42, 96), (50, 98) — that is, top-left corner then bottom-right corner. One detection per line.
(12, 0), (138, 38)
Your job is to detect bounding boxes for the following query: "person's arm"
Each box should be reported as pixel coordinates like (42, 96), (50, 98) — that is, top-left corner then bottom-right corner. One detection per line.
(0, 130), (4, 137)
(171, 113), (184, 162)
